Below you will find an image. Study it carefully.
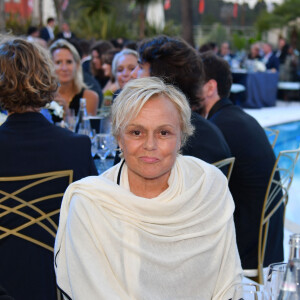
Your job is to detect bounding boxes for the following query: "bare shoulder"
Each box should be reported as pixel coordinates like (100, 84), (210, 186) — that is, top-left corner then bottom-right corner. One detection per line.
(84, 89), (99, 101)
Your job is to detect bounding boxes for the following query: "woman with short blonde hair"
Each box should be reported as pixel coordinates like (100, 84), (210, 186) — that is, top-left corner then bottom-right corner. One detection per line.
(55, 77), (242, 300)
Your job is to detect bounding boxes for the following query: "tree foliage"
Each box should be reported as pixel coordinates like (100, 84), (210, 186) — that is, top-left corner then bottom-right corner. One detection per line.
(256, 0), (300, 33)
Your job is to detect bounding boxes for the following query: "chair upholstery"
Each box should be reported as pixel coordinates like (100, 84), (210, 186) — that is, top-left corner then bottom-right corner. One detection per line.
(264, 127), (280, 149)
(213, 157), (235, 182)
(243, 147), (300, 284)
(0, 170), (73, 299)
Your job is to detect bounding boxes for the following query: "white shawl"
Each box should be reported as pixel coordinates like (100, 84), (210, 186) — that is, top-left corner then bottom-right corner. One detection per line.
(54, 155), (242, 300)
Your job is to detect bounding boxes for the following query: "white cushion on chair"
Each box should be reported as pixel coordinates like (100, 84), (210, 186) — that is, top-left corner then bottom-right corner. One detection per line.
(243, 269), (258, 278)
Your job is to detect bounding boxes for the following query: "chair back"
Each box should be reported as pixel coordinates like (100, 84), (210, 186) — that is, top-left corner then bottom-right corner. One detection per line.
(264, 127), (280, 149)
(0, 170), (73, 252)
(213, 157), (235, 182)
(257, 147), (300, 283)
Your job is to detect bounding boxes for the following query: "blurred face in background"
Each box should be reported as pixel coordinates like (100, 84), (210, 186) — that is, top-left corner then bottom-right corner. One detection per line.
(52, 48), (77, 84)
(220, 42), (230, 56)
(130, 61), (151, 79)
(116, 54), (138, 89)
(102, 63), (112, 77)
(92, 50), (102, 70)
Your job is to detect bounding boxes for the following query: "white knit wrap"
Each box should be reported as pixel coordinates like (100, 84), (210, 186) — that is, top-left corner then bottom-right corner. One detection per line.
(54, 155), (242, 299)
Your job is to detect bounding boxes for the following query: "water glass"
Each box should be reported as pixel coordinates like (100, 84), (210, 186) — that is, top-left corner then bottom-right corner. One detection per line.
(65, 108), (76, 132)
(236, 283), (265, 300)
(265, 262), (287, 300)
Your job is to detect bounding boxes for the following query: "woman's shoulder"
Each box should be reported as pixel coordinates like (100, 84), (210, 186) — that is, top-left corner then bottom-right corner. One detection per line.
(178, 155), (226, 181)
(83, 88), (99, 101)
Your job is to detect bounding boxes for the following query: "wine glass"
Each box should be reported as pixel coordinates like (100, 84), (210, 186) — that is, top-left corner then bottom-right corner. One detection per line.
(91, 134), (111, 174)
(265, 262), (287, 300)
(92, 133), (110, 159)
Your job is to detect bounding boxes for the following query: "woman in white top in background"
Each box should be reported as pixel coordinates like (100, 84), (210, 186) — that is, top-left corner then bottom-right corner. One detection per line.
(54, 77), (242, 300)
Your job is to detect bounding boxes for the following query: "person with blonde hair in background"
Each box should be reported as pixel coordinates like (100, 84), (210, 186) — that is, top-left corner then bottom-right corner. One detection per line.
(49, 39), (99, 121)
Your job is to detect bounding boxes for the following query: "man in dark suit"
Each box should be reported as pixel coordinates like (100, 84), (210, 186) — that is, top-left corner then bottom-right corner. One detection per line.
(40, 17), (55, 43)
(130, 35), (231, 164)
(199, 52), (284, 270)
(262, 42), (280, 71)
(56, 22), (76, 41)
(0, 37), (98, 300)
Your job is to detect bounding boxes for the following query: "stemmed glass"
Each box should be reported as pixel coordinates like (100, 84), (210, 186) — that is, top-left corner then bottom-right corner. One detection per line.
(92, 133), (111, 174)
(93, 134), (110, 160)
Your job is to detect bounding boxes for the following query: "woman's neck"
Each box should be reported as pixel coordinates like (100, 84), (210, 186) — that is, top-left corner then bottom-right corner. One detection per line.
(58, 82), (76, 103)
(128, 170), (170, 199)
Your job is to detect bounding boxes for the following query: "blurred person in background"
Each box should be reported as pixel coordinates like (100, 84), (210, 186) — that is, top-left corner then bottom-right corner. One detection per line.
(56, 22), (77, 41)
(248, 42), (262, 60)
(0, 36), (97, 300)
(218, 41), (234, 65)
(131, 35), (231, 164)
(101, 49), (120, 108)
(111, 48), (138, 96)
(262, 42), (280, 71)
(40, 17), (55, 44)
(90, 40), (114, 88)
(49, 39), (99, 120)
(199, 52), (283, 271)
(102, 49), (120, 94)
(26, 26), (47, 48)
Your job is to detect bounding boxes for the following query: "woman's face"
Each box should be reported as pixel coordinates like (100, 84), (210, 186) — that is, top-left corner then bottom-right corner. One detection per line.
(116, 54), (138, 89)
(118, 95), (181, 184)
(92, 50), (102, 70)
(52, 48), (77, 84)
(102, 63), (112, 77)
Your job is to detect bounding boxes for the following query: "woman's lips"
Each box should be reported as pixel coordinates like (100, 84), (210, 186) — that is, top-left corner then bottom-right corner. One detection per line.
(140, 156), (159, 163)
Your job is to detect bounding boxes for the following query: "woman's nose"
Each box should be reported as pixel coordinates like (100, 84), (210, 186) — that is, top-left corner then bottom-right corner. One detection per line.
(144, 134), (157, 150)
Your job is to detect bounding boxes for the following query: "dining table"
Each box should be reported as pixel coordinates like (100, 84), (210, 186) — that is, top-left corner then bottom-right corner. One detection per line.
(231, 69), (279, 108)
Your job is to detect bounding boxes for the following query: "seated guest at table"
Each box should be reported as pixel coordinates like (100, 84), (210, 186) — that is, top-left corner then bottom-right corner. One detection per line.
(199, 52), (284, 271)
(275, 37), (290, 65)
(54, 77), (243, 299)
(131, 35), (231, 164)
(0, 37), (98, 300)
(248, 42), (262, 60)
(49, 39), (99, 120)
(111, 48), (138, 98)
(262, 42), (280, 71)
(90, 40), (114, 88)
(218, 41), (234, 65)
(102, 49), (120, 94)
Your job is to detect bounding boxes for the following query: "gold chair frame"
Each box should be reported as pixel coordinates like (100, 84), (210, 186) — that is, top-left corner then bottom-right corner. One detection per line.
(0, 170), (73, 252)
(213, 157), (235, 182)
(244, 147), (300, 284)
(264, 127), (280, 149)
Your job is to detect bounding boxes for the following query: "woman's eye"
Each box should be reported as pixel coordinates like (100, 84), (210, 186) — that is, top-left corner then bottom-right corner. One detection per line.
(160, 130), (169, 136)
(131, 130), (141, 136)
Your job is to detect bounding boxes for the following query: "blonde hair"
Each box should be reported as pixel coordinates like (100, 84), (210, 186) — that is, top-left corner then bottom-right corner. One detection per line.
(111, 48), (138, 78)
(49, 39), (87, 94)
(0, 35), (58, 113)
(111, 77), (194, 146)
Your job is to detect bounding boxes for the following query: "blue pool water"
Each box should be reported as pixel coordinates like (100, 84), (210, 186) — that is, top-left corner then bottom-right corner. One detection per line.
(270, 121), (300, 241)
